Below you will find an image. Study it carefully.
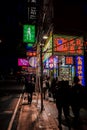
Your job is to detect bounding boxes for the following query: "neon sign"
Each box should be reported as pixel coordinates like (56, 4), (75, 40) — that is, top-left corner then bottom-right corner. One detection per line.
(75, 56), (85, 86)
(45, 56), (58, 69)
(23, 25), (35, 43)
(26, 51), (36, 56)
(65, 56), (73, 65)
(18, 58), (29, 66)
(53, 35), (84, 55)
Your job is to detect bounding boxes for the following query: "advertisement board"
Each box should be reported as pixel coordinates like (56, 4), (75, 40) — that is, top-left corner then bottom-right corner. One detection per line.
(53, 34), (84, 56)
(18, 58), (29, 66)
(23, 25), (35, 43)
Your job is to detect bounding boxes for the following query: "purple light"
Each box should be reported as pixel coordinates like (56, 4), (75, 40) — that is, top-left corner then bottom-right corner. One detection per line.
(18, 58), (29, 66)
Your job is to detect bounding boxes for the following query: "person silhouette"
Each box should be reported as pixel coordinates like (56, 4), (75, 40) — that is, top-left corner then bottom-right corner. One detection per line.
(71, 76), (82, 125)
(55, 80), (71, 129)
(25, 76), (34, 104)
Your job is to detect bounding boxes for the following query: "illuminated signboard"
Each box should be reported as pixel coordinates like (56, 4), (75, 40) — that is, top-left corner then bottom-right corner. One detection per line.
(23, 25), (35, 43)
(53, 34), (84, 55)
(26, 43), (33, 48)
(65, 56), (73, 65)
(43, 36), (52, 61)
(27, 0), (38, 24)
(44, 56), (58, 69)
(26, 51), (36, 56)
(30, 6), (37, 20)
(28, 56), (37, 68)
(18, 58), (29, 66)
(75, 56), (85, 86)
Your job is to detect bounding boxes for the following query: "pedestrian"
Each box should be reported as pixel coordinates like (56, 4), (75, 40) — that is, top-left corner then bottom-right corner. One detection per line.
(32, 77), (35, 92)
(55, 80), (71, 129)
(25, 76), (34, 104)
(71, 76), (82, 125)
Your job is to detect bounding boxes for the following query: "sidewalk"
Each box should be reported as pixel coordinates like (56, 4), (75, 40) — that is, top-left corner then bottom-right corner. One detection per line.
(17, 93), (87, 130)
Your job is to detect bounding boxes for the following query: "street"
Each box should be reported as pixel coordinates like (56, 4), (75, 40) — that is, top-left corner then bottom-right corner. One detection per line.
(0, 80), (24, 130)
(0, 80), (87, 130)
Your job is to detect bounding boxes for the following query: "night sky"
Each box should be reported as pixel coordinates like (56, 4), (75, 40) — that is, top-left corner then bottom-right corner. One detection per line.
(54, 1), (87, 34)
(0, 0), (25, 72)
(0, 0), (87, 73)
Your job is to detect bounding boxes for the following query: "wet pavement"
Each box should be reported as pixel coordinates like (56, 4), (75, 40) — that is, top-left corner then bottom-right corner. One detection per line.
(17, 92), (87, 130)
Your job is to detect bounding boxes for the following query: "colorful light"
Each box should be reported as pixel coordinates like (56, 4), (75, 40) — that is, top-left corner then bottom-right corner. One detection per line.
(75, 56), (85, 86)
(23, 24), (35, 43)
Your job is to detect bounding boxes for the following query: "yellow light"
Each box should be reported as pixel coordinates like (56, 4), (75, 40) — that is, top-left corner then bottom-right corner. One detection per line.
(43, 35), (48, 39)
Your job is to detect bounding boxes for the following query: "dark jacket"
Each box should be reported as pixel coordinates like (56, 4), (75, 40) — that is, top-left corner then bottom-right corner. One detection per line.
(25, 80), (34, 93)
(55, 81), (70, 105)
(71, 83), (82, 106)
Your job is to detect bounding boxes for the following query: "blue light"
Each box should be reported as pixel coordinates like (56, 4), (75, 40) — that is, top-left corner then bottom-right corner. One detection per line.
(58, 39), (62, 44)
(75, 56), (85, 86)
(25, 45), (33, 51)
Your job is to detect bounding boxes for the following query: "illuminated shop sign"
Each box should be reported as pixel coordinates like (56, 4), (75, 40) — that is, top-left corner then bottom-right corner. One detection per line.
(26, 43), (33, 49)
(45, 59), (49, 69)
(49, 57), (54, 69)
(30, 6), (37, 20)
(28, 0), (38, 24)
(43, 36), (52, 61)
(18, 58), (29, 66)
(26, 51), (36, 56)
(75, 56), (85, 86)
(28, 56), (37, 68)
(45, 56), (58, 69)
(65, 56), (73, 65)
(53, 35), (84, 55)
(23, 25), (35, 43)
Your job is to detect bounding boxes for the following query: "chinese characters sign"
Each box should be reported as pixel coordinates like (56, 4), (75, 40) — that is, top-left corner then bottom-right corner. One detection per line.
(75, 56), (85, 86)
(30, 6), (37, 20)
(65, 56), (73, 65)
(28, 0), (39, 24)
(53, 35), (84, 55)
(23, 25), (35, 43)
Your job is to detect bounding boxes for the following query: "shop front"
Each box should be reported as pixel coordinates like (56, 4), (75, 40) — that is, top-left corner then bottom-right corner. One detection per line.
(43, 34), (85, 86)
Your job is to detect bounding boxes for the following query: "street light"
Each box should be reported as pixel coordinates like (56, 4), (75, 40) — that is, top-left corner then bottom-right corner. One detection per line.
(43, 35), (48, 40)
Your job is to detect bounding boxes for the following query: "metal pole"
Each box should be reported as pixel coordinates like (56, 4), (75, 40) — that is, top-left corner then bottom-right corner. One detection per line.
(40, 44), (43, 112)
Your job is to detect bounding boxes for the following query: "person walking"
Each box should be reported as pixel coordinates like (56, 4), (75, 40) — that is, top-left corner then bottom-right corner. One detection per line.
(55, 80), (71, 129)
(71, 76), (82, 126)
(25, 76), (34, 104)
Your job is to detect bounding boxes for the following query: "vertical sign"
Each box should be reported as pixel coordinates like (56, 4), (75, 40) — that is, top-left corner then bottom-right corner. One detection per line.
(75, 56), (85, 86)
(23, 25), (35, 43)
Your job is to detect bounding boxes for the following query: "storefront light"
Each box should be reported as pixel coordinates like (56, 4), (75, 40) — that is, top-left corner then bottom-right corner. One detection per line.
(43, 35), (48, 39)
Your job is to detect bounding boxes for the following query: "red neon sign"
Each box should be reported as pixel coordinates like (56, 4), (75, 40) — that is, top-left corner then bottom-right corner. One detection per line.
(65, 56), (73, 65)
(53, 35), (83, 55)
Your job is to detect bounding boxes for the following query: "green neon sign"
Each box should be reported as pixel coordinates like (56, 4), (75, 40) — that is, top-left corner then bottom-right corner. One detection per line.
(23, 25), (35, 43)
